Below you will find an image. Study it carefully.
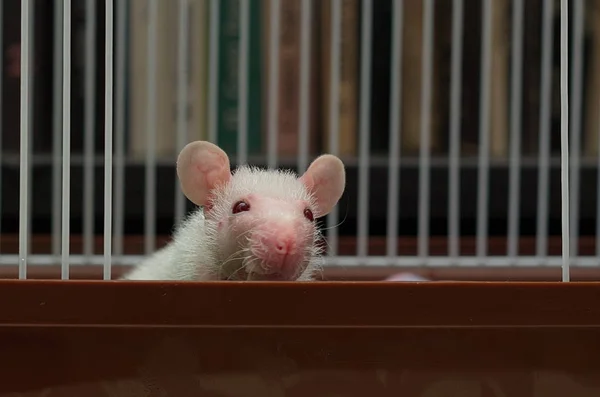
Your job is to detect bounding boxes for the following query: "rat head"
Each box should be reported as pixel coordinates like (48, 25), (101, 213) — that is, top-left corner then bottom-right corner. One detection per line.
(177, 141), (345, 281)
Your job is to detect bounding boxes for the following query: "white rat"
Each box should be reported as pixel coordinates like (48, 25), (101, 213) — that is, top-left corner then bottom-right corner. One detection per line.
(121, 140), (346, 281)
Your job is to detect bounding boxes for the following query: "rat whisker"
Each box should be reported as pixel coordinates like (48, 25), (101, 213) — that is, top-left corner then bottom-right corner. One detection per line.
(317, 204), (349, 234)
(224, 253), (259, 281)
(226, 265), (244, 280)
(226, 251), (256, 280)
(318, 222), (343, 233)
(221, 252), (254, 280)
(217, 247), (249, 279)
(235, 228), (255, 241)
(242, 256), (261, 273)
(219, 250), (245, 268)
(316, 235), (335, 256)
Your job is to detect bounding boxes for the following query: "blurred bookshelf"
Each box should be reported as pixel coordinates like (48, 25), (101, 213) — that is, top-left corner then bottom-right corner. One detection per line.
(2, 0), (600, 250)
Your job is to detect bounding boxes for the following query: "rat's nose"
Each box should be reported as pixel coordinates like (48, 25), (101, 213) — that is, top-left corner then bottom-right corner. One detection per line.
(273, 236), (296, 255)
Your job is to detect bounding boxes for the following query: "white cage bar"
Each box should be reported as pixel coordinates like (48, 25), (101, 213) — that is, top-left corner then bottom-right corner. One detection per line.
(61, 0), (72, 280)
(144, 0), (157, 255)
(0, 0), (584, 280)
(560, 0), (571, 281)
(83, 0), (97, 264)
(18, 0), (32, 279)
(386, 0), (403, 261)
(104, 0), (114, 280)
(447, 0), (463, 263)
(476, 0), (492, 262)
(417, 0), (434, 260)
(507, 0), (524, 261)
(536, 0), (554, 262)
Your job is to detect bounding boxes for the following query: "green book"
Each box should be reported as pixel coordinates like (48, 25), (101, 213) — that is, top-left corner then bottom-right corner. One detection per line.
(216, 0), (263, 158)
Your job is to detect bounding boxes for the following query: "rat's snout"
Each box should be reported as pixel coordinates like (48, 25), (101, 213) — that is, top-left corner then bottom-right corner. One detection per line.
(258, 230), (299, 260)
(249, 218), (307, 277)
(272, 234), (297, 255)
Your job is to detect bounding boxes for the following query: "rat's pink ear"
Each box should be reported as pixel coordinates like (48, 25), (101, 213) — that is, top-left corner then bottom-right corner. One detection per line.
(177, 141), (231, 207)
(299, 154), (345, 218)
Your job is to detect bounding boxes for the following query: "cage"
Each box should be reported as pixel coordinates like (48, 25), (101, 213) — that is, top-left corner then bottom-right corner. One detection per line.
(0, 0), (599, 395)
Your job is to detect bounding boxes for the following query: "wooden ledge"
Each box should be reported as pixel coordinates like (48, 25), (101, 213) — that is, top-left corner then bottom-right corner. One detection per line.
(2, 281), (600, 395)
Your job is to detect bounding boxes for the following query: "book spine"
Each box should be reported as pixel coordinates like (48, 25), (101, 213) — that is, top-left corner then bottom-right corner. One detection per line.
(585, 1), (600, 156)
(277, 0), (301, 156)
(217, 0), (262, 157)
(320, 0), (358, 157)
(337, 0), (358, 156)
(248, 0), (263, 155)
(189, 0), (209, 142)
(128, 0), (179, 159)
(489, 0), (509, 158)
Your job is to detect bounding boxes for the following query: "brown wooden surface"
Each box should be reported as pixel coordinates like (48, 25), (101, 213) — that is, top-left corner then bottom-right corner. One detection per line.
(0, 280), (600, 396)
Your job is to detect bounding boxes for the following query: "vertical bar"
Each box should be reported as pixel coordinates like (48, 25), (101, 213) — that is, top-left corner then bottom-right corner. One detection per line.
(596, 90), (600, 257)
(237, 0), (250, 165)
(113, 0), (126, 257)
(104, 0), (114, 280)
(417, 0), (434, 259)
(560, 0), (570, 281)
(52, 0), (63, 258)
(267, 0), (281, 169)
(83, 0), (97, 262)
(447, 0), (464, 261)
(356, 0), (372, 258)
(476, 0), (492, 261)
(507, 0), (524, 260)
(597, 64), (600, 258)
(19, 0), (32, 278)
(569, 0), (583, 258)
(175, 0), (190, 224)
(536, 0), (554, 260)
(0, 1), (3, 239)
(207, 0), (220, 144)
(297, 0), (312, 174)
(386, 0), (403, 258)
(326, 0), (342, 256)
(62, 0), (72, 280)
(0, 1), (3, 240)
(145, 0), (157, 255)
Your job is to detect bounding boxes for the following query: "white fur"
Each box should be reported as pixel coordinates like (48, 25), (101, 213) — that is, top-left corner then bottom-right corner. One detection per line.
(121, 165), (325, 281)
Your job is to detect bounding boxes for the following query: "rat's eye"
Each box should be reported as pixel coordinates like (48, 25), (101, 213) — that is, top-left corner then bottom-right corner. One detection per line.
(232, 200), (251, 214)
(303, 208), (314, 222)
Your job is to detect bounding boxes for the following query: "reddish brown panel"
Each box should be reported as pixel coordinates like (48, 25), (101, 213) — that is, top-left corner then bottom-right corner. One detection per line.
(0, 281), (600, 396)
